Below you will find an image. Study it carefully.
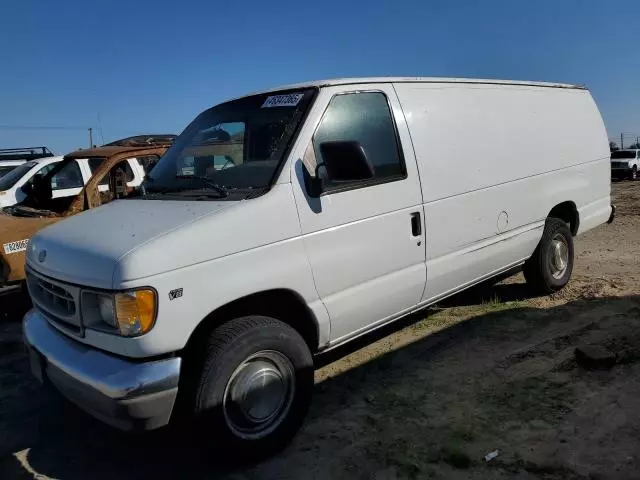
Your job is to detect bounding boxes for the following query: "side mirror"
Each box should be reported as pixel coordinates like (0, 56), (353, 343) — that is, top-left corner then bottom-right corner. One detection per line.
(316, 141), (374, 183)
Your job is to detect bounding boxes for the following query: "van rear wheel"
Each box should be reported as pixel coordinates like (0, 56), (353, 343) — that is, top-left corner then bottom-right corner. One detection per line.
(523, 217), (574, 294)
(191, 315), (313, 461)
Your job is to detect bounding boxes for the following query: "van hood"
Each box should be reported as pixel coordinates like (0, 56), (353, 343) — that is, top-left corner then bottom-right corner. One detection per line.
(27, 199), (238, 288)
(26, 185), (301, 289)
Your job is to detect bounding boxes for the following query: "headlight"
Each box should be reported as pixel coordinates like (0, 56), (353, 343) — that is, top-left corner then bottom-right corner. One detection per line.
(97, 295), (117, 327)
(82, 288), (157, 337)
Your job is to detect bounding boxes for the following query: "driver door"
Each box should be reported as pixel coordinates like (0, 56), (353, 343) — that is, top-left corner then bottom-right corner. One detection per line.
(290, 84), (426, 343)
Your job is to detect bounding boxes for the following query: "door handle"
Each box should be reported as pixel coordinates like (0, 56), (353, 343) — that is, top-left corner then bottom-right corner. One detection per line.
(410, 212), (422, 237)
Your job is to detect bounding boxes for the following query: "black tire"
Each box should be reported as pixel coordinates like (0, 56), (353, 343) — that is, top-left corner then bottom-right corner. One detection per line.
(189, 315), (313, 461)
(631, 165), (638, 181)
(523, 217), (574, 294)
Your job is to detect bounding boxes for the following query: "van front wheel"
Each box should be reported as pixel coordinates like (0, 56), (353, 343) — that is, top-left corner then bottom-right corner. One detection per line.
(191, 315), (313, 460)
(523, 217), (574, 294)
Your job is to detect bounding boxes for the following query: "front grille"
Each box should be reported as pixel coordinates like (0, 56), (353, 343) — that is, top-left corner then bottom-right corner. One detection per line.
(26, 269), (83, 335)
(33, 278), (76, 316)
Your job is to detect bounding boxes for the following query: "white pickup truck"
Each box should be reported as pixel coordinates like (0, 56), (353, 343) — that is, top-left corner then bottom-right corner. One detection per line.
(24, 77), (613, 458)
(610, 149), (640, 180)
(0, 154), (146, 209)
(0, 147), (53, 178)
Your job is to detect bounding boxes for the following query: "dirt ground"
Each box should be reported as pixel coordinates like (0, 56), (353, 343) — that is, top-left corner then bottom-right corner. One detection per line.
(1, 181), (640, 480)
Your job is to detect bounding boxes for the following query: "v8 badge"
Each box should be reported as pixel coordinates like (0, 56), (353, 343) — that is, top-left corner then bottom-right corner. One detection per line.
(169, 288), (184, 301)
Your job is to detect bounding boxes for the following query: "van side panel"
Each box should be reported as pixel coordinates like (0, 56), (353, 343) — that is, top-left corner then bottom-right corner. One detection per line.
(393, 83), (610, 302)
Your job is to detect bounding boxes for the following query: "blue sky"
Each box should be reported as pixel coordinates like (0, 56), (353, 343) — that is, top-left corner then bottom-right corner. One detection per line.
(1, 0), (638, 153)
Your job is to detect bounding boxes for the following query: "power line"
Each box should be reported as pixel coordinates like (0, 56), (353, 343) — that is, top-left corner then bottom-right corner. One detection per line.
(611, 133), (640, 149)
(0, 125), (90, 131)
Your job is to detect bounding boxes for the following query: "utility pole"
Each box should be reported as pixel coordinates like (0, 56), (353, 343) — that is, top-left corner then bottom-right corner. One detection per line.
(621, 133), (624, 149)
(88, 127), (93, 148)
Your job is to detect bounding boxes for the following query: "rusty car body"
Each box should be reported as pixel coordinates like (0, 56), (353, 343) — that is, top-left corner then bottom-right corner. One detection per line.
(0, 140), (172, 294)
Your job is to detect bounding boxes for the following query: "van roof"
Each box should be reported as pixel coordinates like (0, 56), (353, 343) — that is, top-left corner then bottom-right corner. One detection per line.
(245, 77), (586, 97)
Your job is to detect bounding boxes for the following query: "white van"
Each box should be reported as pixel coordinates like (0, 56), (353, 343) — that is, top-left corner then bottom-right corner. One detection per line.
(0, 155), (147, 208)
(24, 78), (613, 457)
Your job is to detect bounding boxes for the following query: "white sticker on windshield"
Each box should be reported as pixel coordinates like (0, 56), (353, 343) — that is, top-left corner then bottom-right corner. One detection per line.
(262, 93), (304, 108)
(3, 239), (29, 255)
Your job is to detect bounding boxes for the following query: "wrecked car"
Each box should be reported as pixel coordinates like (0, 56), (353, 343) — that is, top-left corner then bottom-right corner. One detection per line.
(0, 140), (171, 295)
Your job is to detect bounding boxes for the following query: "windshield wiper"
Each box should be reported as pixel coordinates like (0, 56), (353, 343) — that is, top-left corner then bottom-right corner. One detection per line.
(173, 175), (229, 198)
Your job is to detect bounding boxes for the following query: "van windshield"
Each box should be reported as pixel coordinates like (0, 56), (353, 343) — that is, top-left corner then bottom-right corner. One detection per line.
(611, 151), (636, 159)
(0, 162), (36, 191)
(145, 89), (316, 196)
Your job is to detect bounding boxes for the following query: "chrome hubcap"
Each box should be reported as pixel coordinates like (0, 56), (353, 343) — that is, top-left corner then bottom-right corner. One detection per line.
(550, 234), (569, 279)
(223, 350), (295, 439)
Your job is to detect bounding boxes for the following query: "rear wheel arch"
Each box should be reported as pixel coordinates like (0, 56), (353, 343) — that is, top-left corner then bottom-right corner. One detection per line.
(548, 201), (579, 236)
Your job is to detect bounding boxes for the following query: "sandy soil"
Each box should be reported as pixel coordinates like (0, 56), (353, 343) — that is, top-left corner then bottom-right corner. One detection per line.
(1, 181), (640, 480)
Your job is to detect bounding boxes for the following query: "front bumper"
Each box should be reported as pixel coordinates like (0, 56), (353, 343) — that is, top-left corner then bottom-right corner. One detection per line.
(23, 309), (181, 431)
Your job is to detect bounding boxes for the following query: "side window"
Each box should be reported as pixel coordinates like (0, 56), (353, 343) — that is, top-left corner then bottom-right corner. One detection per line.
(88, 158), (103, 173)
(122, 161), (134, 182)
(101, 160), (135, 189)
(51, 161), (83, 190)
(88, 158), (109, 186)
(312, 92), (404, 190)
(137, 155), (160, 175)
(29, 164), (56, 186)
(89, 158), (135, 187)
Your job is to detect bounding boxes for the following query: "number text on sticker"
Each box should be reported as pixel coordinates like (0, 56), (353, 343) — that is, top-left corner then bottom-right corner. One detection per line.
(261, 94), (304, 108)
(3, 239), (29, 255)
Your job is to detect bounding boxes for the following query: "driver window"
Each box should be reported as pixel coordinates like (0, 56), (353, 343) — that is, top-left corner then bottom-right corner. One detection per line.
(312, 92), (405, 188)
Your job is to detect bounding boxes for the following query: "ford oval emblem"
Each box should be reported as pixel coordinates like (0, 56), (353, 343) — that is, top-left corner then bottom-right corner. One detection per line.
(38, 250), (47, 263)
